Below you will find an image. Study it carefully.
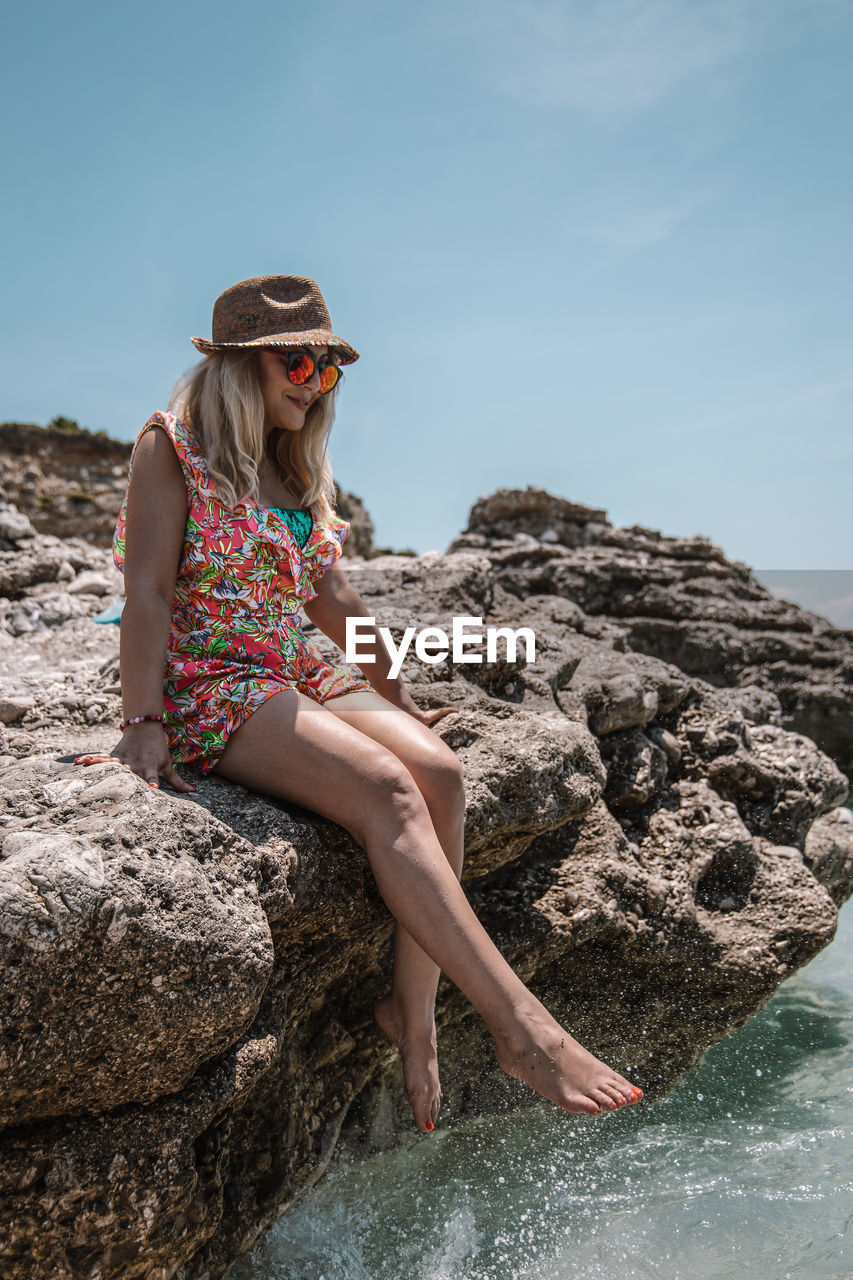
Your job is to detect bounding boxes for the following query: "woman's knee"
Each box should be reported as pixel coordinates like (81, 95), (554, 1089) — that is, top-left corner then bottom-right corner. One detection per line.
(351, 749), (430, 844)
(416, 741), (465, 812)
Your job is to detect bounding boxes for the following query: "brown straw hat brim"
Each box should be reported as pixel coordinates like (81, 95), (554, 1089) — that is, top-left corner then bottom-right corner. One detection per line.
(191, 332), (359, 363)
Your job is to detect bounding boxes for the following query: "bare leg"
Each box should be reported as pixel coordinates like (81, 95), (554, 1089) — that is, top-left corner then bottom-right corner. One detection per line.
(207, 690), (642, 1123)
(323, 692), (465, 1130)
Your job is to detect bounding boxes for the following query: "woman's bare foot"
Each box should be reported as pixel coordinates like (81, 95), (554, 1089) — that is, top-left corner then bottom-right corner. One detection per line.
(494, 1006), (643, 1116)
(375, 996), (442, 1134)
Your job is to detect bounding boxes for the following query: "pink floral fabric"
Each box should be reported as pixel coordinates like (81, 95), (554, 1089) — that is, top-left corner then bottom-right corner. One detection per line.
(113, 411), (372, 773)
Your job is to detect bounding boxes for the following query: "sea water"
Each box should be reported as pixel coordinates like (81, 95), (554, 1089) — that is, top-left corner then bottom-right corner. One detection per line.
(229, 902), (852, 1280)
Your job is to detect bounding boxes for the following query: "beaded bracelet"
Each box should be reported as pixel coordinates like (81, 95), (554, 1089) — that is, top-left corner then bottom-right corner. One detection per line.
(119, 714), (165, 732)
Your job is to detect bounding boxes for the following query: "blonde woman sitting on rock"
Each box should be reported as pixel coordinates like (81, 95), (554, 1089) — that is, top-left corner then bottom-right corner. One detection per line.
(74, 274), (643, 1132)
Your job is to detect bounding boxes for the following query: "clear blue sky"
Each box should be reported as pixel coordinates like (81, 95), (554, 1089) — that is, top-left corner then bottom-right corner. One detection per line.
(2, 0), (851, 569)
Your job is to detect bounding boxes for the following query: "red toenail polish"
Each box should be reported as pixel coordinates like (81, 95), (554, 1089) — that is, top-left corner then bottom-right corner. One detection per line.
(426, 1121), (434, 1131)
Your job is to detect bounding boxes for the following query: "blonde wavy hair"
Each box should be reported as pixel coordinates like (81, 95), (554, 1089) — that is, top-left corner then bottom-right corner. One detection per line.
(169, 350), (340, 522)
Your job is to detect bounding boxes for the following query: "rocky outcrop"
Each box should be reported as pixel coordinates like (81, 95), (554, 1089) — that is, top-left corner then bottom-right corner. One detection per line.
(0, 423), (132, 546)
(0, 492), (851, 1279)
(449, 487), (853, 783)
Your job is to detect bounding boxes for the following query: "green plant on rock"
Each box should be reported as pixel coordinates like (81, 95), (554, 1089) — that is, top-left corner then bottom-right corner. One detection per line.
(48, 415), (84, 434)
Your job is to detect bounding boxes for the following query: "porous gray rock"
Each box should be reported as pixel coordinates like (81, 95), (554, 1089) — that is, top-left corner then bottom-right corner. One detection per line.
(0, 504), (36, 544)
(0, 484), (851, 1279)
(450, 486), (853, 782)
(803, 806), (853, 905)
(0, 757), (274, 1128)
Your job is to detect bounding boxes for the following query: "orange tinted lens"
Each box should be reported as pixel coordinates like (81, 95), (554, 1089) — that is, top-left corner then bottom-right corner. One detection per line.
(287, 353), (314, 385)
(318, 363), (340, 393)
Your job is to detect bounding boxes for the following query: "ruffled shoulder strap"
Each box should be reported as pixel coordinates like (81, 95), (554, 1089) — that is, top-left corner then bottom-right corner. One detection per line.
(113, 411), (211, 573)
(302, 514), (351, 591)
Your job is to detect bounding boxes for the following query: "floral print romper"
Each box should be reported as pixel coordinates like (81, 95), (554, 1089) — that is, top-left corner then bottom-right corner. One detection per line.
(113, 411), (372, 773)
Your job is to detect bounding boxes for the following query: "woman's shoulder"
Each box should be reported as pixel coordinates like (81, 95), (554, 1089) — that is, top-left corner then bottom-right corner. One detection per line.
(131, 411), (210, 490)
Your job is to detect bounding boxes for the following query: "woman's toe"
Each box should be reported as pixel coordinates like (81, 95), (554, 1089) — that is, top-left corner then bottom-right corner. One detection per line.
(578, 1095), (603, 1116)
(601, 1083), (626, 1107)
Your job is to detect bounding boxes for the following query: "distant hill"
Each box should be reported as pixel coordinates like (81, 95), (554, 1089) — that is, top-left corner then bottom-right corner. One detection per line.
(0, 421), (132, 544)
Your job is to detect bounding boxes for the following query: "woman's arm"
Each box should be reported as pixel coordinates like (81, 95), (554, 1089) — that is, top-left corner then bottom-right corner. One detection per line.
(120, 426), (188, 719)
(303, 565), (458, 725)
(77, 426), (195, 790)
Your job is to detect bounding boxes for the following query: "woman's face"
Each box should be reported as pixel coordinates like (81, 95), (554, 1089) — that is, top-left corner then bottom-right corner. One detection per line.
(258, 346), (333, 434)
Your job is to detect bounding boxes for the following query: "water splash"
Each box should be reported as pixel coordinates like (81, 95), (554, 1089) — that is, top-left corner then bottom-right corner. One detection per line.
(229, 904), (853, 1279)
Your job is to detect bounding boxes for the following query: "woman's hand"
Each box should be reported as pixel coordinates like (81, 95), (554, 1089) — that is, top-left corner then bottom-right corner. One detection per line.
(408, 705), (460, 728)
(73, 723), (197, 792)
(386, 682), (460, 729)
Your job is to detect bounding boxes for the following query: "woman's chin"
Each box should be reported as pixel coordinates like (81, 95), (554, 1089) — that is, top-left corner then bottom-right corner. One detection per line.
(268, 415), (305, 434)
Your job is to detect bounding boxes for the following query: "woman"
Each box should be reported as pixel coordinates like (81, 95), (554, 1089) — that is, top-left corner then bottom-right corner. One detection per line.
(75, 275), (642, 1133)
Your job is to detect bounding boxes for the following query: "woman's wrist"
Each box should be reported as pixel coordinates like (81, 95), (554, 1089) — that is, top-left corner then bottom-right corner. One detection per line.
(376, 679), (417, 712)
(120, 713), (166, 732)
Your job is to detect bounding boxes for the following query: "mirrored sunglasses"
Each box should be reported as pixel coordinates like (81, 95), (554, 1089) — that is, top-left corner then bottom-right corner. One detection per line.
(264, 349), (341, 395)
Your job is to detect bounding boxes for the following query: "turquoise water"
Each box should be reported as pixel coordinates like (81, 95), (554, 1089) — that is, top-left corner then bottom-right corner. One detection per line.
(229, 903), (853, 1280)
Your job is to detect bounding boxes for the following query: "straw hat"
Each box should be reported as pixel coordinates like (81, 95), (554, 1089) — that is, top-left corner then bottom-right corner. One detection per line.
(191, 275), (359, 363)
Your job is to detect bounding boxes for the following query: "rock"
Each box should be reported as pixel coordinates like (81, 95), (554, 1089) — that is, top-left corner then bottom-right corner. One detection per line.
(599, 728), (670, 811)
(67, 570), (113, 597)
(0, 758), (274, 1128)
(0, 696), (35, 725)
(0, 537), (107, 598)
(0, 424), (133, 545)
(333, 487), (376, 558)
(440, 707), (606, 875)
(803, 807), (853, 905)
(449, 487), (853, 782)
(565, 648), (689, 735)
(461, 487), (610, 548)
(677, 691), (849, 848)
(0, 505), (36, 544)
(5, 609), (35, 636)
(0, 478), (851, 1280)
